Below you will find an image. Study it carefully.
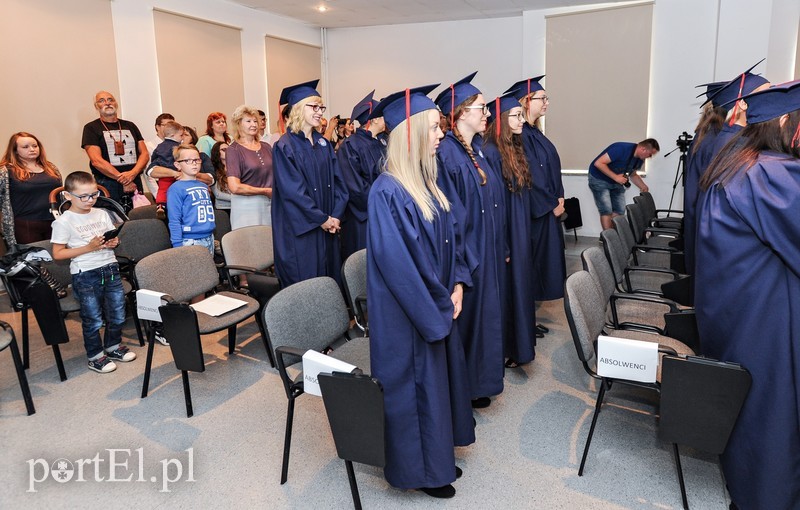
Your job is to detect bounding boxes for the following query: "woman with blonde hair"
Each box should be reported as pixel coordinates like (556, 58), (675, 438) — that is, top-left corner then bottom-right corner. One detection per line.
(0, 132), (62, 246)
(226, 105), (273, 229)
(367, 85), (473, 499)
(271, 80), (348, 287)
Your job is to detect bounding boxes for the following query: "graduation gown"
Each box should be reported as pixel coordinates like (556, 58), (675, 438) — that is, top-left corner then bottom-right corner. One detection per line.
(337, 128), (386, 261)
(683, 127), (721, 275)
(520, 123), (566, 300)
(436, 132), (505, 399)
(483, 141), (538, 364)
(694, 153), (800, 510)
(271, 130), (348, 287)
(367, 173), (475, 490)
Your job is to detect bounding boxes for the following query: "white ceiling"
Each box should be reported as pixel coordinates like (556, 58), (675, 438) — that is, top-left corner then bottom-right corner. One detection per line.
(228, 0), (627, 28)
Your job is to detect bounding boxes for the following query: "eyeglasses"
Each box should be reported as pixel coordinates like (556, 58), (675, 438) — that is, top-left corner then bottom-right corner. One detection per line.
(176, 158), (202, 165)
(305, 104), (328, 113)
(528, 96), (550, 103)
(69, 191), (101, 202)
(464, 104), (490, 115)
(509, 113), (526, 120)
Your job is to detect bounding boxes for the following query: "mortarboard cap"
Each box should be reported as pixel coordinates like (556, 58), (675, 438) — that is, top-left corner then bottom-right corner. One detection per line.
(279, 79), (321, 107)
(726, 80), (800, 125)
(434, 72), (482, 116)
(351, 90), (379, 125)
(701, 59), (768, 109)
(368, 84), (439, 132)
(695, 81), (727, 106)
(488, 92), (524, 137)
(504, 75), (545, 101)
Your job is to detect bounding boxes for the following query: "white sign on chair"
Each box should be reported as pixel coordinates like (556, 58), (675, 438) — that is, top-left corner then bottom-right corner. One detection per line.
(597, 335), (658, 383)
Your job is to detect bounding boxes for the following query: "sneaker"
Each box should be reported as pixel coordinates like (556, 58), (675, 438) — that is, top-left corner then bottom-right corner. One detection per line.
(106, 346), (136, 362)
(88, 356), (117, 373)
(154, 331), (169, 346)
(156, 205), (166, 221)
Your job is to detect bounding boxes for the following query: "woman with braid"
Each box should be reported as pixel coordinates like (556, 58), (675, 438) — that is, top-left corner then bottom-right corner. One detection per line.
(483, 92), (538, 368)
(435, 72), (506, 409)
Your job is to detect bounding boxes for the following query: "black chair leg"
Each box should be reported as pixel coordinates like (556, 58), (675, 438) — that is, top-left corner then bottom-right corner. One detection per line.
(133, 312), (145, 347)
(673, 443), (689, 510)
(345, 460), (362, 510)
(22, 307), (29, 369)
(141, 326), (156, 398)
(227, 324), (236, 354)
(579, 379), (608, 476)
(9, 337), (35, 415)
(182, 370), (193, 418)
(280, 397), (296, 485)
(51, 345), (67, 381)
(254, 313), (275, 367)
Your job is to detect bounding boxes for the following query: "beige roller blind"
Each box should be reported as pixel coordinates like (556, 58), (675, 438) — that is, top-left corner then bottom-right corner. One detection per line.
(265, 36), (322, 134)
(0, 0), (120, 177)
(545, 3), (654, 170)
(795, 21), (800, 79)
(153, 10), (245, 136)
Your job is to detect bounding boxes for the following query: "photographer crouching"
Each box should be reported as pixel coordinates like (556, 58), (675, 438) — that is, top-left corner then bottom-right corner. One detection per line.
(587, 138), (659, 230)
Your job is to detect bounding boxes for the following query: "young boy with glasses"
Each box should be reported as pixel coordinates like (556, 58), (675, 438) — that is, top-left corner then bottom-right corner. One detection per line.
(167, 144), (216, 255)
(51, 171), (136, 373)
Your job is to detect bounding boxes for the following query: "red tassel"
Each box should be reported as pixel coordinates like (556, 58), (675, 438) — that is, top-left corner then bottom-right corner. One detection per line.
(792, 121), (800, 148)
(405, 88), (411, 153)
(495, 97), (501, 138)
(729, 73), (747, 127)
(450, 84), (456, 131)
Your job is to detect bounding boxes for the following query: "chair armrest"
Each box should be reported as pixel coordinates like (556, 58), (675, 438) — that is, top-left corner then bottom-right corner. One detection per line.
(644, 226), (681, 237)
(623, 265), (679, 295)
(223, 264), (272, 290)
(654, 209), (684, 216)
(657, 345), (678, 356)
(275, 345), (307, 398)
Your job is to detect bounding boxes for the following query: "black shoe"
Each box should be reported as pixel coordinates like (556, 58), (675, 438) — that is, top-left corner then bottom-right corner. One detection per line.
(536, 331), (544, 338)
(505, 359), (521, 368)
(420, 484), (456, 498)
(536, 323), (549, 334)
(471, 397), (491, 409)
(455, 466), (463, 479)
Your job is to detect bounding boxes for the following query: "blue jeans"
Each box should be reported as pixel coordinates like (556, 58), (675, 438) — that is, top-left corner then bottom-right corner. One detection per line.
(71, 263), (126, 359)
(588, 174), (626, 216)
(182, 234), (215, 256)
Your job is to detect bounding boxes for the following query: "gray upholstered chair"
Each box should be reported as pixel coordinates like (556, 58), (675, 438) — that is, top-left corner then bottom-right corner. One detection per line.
(135, 245), (265, 401)
(563, 270), (694, 477)
(263, 276), (370, 485)
(612, 214), (678, 270)
(626, 202), (679, 248)
(220, 225), (279, 366)
(0, 320), (35, 415)
(600, 228), (682, 297)
(635, 191), (683, 230)
(342, 249), (368, 336)
(127, 204), (158, 220)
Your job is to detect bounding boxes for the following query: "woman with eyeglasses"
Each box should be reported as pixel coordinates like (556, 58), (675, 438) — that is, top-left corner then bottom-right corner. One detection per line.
(435, 72), (506, 409)
(225, 105), (274, 230)
(483, 93), (538, 368)
(504, 76), (566, 317)
(271, 80), (348, 287)
(0, 132), (62, 247)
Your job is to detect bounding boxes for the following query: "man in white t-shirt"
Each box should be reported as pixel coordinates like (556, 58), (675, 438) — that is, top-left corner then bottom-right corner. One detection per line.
(51, 171), (136, 374)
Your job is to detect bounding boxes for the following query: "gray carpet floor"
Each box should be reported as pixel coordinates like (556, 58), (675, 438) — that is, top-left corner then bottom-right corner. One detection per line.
(0, 236), (731, 509)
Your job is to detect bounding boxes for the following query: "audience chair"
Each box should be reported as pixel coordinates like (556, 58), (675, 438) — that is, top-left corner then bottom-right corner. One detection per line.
(600, 229), (683, 298)
(659, 355), (751, 510)
(635, 192), (683, 228)
(0, 320), (35, 415)
(626, 203), (679, 248)
(612, 215), (682, 271)
(127, 204), (158, 220)
(342, 249), (368, 336)
(319, 371), (385, 510)
(263, 276), (371, 485)
(563, 270), (694, 477)
(213, 209), (232, 242)
(135, 245), (263, 400)
(220, 225), (279, 365)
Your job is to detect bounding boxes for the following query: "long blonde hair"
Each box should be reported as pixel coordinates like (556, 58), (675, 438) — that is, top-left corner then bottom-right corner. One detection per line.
(287, 96), (323, 134)
(385, 110), (449, 221)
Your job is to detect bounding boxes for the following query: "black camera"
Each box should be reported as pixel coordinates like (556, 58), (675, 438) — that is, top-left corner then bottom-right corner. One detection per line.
(676, 131), (693, 153)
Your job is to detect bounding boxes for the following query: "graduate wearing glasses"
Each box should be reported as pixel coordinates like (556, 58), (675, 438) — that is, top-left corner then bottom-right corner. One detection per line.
(271, 80), (349, 287)
(435, 72), (506, 409)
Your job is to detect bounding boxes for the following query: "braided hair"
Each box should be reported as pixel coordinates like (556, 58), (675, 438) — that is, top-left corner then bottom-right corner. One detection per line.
(452, 94), (487, 186)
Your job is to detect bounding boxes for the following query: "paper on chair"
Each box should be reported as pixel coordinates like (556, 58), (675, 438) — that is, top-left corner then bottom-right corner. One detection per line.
(189, 294), (248, 317)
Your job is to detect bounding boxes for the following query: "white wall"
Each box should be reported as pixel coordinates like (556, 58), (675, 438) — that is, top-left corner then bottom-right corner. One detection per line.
(109, 0), (320, 138)
(325, 0), (799, 236)
(325, 17), (523, 120)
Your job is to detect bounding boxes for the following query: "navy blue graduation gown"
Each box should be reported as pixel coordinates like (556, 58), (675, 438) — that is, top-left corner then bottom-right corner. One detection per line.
(521, 123), (566, 300)
(483, 141), (538, 364)
(683, 128), (721, 274)
(367, 173), (475, 490)
(436, 132), (505, 399)
(271, 130), (348, 287)
(695, 153), (800, 510)
(337, 128), (386, 261)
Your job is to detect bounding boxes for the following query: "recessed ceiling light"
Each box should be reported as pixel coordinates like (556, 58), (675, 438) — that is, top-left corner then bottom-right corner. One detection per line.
(317, 5), (327, 12)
